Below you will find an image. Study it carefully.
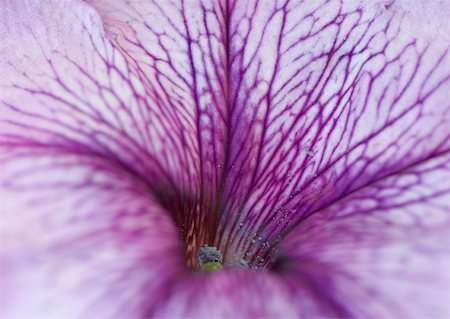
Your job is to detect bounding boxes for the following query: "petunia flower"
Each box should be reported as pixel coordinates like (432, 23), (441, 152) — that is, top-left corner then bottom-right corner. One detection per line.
(1, 0), (450, 318)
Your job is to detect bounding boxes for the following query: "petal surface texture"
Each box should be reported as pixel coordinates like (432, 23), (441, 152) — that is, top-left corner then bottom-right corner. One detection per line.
(1, 0), (450, 318)
(0, 1), (186, 317)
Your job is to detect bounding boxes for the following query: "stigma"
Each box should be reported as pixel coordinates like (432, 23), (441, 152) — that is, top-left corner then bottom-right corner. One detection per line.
(197, 245), (223, 272)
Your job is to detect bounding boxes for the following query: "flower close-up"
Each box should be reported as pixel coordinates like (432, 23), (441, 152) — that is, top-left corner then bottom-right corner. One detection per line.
(1, 0), (450, 318)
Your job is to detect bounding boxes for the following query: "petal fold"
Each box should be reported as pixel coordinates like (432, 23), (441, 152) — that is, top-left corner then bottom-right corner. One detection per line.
(0, 148), (184, 318)
(0, 1), (185, 317)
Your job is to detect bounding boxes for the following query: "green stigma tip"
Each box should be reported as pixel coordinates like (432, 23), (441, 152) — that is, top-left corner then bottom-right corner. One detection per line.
(201, 262), (223, 272)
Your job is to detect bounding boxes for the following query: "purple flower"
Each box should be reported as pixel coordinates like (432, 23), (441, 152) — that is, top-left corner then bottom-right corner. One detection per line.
(1, 0), (450, 318)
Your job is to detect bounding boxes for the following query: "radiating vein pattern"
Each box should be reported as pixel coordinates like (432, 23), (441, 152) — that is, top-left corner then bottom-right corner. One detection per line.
(1, 0), (450, 318)
(217, 0), (450, 268)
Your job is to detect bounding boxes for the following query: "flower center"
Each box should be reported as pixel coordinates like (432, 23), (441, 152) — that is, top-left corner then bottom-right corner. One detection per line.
(153, 188), (281, 271)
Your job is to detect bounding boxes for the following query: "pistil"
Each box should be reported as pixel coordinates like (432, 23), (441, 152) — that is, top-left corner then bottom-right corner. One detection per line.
(197, 245), (223, 272)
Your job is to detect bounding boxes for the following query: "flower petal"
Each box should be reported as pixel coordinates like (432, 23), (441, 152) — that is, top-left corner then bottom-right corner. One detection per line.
(215, 0), (450, 263)
(278, 152), (450, 317)
(0, 0), (212, 206)
(85, 0), (228, 186)
(0, 148), (184, 318)
(153, 271), (301, 319)
(84, 0), (236, 260)
(2, 0), (450, 318)
(70, 1), (450, 264)
(0, 1), (185, 317)
(151, 154), (450, 319)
